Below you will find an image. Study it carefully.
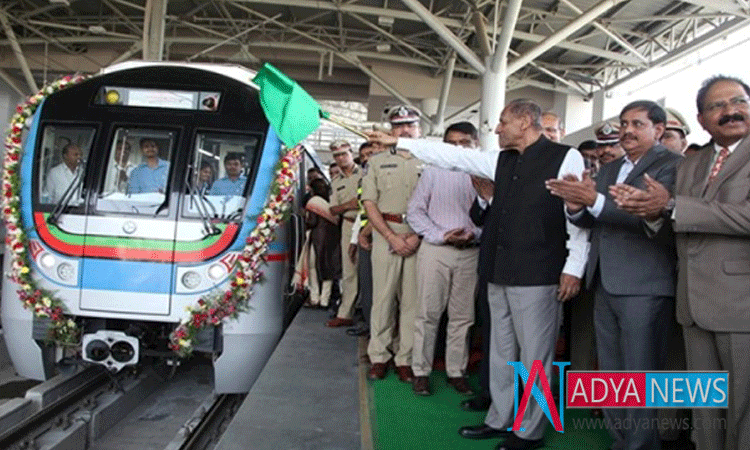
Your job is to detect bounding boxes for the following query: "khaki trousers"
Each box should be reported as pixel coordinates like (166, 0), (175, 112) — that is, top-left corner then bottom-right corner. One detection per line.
(336, 221), (358, 319)
(412, 242), (478, 378)
(367, 228), (417, 366)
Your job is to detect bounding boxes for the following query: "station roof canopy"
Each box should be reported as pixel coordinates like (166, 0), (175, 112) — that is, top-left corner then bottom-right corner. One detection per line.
(1, 0), (748, 102)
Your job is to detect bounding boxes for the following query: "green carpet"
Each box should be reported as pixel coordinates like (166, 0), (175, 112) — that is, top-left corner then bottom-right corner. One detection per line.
(369, 371), (613, 450)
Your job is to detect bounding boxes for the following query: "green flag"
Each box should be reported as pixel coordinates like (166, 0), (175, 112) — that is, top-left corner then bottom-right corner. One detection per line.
(252, 63), (327, 148)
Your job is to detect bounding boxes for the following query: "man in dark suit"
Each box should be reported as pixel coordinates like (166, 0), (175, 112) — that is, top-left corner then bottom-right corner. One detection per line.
(612, 76), (750, 450)
(547, 100), (681, 450)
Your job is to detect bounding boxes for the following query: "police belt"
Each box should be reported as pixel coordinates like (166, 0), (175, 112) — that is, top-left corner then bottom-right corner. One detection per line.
(381, 213), (405, 223)
(449, 242), (480, 249)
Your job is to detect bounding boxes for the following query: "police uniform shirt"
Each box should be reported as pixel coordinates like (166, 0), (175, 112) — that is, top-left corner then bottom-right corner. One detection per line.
(360, 151), (423, 217)
(330, 166), (362, 221)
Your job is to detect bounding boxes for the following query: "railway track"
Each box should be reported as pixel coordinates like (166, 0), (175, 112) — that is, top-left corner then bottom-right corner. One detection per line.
(0, 359), (244, 450)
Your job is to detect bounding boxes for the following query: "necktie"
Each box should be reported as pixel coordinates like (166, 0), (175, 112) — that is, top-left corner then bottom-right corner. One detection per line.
(707, 147), (730, 184)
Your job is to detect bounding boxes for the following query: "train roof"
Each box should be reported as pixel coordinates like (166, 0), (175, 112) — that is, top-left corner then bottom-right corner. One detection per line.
(99, 61), (259, 90)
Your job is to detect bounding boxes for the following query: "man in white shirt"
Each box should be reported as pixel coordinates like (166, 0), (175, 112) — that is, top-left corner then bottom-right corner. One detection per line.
(46, 143), (83, 203)
(368, 99), (588, 450)
(104, 139), (135, 193)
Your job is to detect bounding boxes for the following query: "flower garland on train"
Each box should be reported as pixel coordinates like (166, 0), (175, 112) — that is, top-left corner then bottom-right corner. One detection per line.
(3, 75), (303, 353)
(2, 74), (87, 344)
(168, 145), (302, 357)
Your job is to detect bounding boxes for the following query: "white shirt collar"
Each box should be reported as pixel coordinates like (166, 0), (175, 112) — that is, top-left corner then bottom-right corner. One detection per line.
(713, 140), (741, 154)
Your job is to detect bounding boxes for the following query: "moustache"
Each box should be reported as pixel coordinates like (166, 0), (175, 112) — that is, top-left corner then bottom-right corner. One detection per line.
(621, 133), (636, 141)
(718, 113), (745, 126)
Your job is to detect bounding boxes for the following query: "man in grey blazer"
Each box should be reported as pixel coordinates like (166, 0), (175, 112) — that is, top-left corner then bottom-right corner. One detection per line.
(547, 100), (682, 450)
(612, 75), (750, 450)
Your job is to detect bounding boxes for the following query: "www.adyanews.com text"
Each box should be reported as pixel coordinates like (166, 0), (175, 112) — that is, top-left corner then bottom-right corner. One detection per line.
(570, 416), (726, 432)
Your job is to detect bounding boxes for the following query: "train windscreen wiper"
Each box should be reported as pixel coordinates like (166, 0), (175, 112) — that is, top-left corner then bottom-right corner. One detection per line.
(185, 166), (220, 236)
(48, 161), (86, 225)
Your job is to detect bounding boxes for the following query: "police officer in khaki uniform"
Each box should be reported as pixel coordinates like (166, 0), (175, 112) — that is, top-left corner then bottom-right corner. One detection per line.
(327, 140), (362, 327)
(661, 108), (691, 154)
(362, 105), (423, 382)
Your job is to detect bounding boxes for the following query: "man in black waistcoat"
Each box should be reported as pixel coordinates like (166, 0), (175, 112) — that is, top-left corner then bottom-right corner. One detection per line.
(366, 99), (589, 450)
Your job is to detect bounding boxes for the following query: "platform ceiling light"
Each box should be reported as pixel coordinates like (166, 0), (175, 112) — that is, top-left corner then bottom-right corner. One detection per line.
(49, 0), (70, 5)
(377, 16), (394, 27)
(376, 43), (391, 53)
(88, 25), (106, 34)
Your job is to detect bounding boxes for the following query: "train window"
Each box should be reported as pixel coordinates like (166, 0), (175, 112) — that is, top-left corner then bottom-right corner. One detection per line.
(183, 132), (261, 222)
(37, 126), (95, 206)
(96, 128), (175, 216)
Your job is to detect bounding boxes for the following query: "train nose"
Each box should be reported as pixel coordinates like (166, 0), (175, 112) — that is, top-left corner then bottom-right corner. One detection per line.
(85, 339), (110, 361)
(82, 331), (140, 372)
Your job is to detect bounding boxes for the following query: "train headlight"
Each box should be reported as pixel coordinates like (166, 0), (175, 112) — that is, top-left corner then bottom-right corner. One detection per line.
(57, 262), (75, 281)
(105, 89), (120, 104)
(208, 264), (225, 280)
(182, 271), (201, 289)
(40, 253), (56, 268)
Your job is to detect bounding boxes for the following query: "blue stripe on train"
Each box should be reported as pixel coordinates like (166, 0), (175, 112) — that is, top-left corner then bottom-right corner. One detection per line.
(81, 259), (172, 293)
(21, 103), (44, 233)
(229, 126), (285, 251)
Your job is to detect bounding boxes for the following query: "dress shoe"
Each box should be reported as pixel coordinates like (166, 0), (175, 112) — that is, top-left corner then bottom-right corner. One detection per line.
(368, 363), (387, 380)
(460, 395), (491, 411)
(346, 326), (369, 337)
(495, 434), (543, 450)
(395, 365), (414, 383)
(458, 424), (510, 439)
(412, 376), (431, 396)
(447, 377), (475, 395)
(326, 317), (354, 328)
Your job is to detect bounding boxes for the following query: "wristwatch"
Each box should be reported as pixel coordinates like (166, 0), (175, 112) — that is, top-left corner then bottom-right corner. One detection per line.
(662, 197), (676, 218)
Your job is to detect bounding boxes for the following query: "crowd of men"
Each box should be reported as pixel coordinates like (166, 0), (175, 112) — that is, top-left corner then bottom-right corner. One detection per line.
(308, 74), (748, 450)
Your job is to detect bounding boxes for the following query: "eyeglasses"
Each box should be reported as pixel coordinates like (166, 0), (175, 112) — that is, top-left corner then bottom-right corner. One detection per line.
(704, 96), (750, 113)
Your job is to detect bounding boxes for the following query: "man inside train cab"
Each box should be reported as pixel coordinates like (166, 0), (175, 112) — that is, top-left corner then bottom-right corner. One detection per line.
(106, 138), (135, 193)
(210, 152), (247, 196)
(46, 143), (83, 203)
(127, 138), (170, 194)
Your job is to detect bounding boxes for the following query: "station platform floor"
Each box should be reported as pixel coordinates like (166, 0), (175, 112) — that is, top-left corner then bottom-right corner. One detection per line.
(216, 307), (619, 450)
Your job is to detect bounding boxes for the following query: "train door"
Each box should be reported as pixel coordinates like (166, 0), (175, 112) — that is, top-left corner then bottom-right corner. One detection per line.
(78, 127), (178, 315)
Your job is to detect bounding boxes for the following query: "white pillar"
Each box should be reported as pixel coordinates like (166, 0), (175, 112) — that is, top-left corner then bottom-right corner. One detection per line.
(142, 0), (167, 61)
(479, 60), (503, 151)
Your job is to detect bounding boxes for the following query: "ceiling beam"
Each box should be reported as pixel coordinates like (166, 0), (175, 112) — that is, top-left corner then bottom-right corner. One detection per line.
(0, 10), (38, 92)
(509, 0), (628, 76)
(676, 0), (750, 17)
(399, 0), (485, 74)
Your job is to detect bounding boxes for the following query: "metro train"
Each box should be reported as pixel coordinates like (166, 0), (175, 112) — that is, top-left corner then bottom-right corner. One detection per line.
(1, 62), (314, 393)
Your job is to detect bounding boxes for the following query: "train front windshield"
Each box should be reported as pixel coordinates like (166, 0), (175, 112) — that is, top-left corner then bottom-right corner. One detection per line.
(34, 125), (262, 224)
